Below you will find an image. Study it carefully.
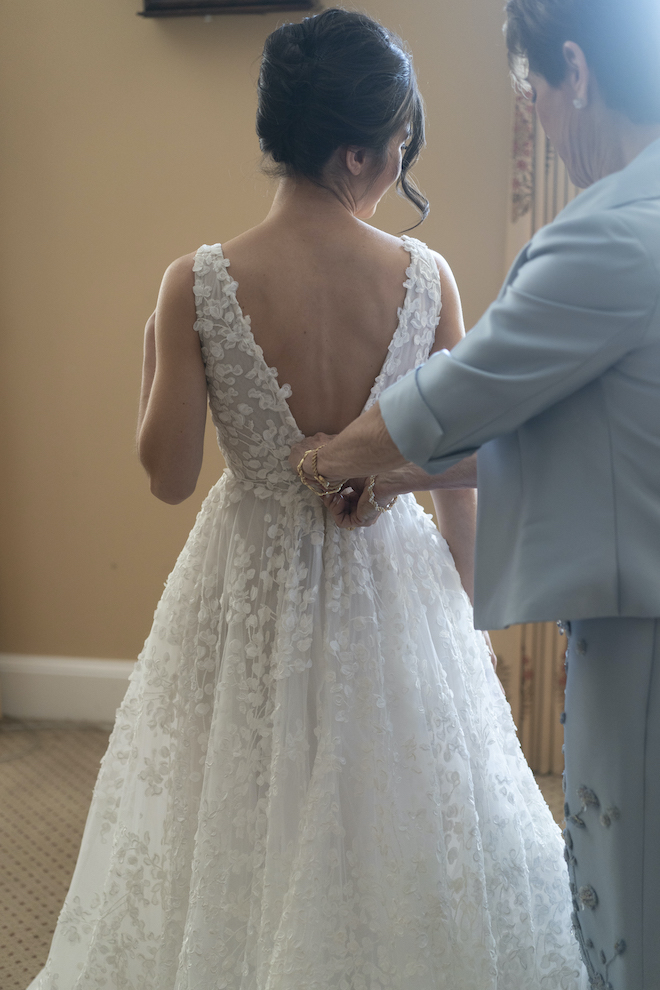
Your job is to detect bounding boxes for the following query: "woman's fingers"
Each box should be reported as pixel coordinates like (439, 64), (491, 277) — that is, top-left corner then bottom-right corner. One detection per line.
(322, 488), (380, 530)
(355, 489), (380, 526)
(322, 491), (357, 528)
(346, 477), (368, 496)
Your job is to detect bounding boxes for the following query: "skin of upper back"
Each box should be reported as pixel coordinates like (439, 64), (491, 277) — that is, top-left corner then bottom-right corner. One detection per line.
(221, 217), (412, 437)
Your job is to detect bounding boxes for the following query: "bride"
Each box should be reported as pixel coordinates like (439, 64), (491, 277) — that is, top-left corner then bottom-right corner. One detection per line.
(29, 8), (585, 990)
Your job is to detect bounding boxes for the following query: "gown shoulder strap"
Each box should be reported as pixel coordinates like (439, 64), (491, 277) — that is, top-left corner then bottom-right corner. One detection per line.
(192, 243), (244, 342)
(363, 237), (443, 410)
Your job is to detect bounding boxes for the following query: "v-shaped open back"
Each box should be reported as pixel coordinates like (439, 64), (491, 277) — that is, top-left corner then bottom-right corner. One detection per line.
(191, 236), (442, 494)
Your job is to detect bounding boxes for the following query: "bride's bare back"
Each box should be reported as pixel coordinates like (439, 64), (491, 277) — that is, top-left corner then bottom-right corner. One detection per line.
(222, 214), (411, 437)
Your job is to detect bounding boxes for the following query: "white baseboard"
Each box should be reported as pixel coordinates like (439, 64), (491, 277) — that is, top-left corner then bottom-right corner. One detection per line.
(0, 654), (135, 723)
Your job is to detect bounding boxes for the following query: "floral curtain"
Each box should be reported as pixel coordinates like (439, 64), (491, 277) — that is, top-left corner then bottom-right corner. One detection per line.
(490, 624), (568, 774)
(506, 89), (578, 264)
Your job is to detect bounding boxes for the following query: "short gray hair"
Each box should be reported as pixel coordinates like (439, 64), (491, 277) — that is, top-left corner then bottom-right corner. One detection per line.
(504, 0), (660, 124)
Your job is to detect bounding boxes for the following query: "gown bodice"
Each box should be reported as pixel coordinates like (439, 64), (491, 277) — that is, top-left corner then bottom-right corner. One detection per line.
(192, 236), (442, 497)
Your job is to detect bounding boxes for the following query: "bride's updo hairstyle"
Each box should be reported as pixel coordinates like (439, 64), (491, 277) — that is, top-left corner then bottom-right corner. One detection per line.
(257, 8), (428, 222)
(505, 0), (660, 124)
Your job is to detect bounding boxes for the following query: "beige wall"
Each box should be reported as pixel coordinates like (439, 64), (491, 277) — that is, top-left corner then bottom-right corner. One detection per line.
(0, 0), (513, 660)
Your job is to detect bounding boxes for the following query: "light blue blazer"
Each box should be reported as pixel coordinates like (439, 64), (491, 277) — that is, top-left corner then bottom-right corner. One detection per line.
(380, 137), (660, 630)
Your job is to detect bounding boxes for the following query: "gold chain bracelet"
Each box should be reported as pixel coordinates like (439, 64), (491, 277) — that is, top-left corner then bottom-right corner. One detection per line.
(296, 446), (347, 496)
(366, 475), (398, 513)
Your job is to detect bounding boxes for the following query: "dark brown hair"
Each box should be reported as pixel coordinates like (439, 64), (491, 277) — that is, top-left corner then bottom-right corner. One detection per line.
(505, 0), (660, 124)
(257, 8), (428, 222)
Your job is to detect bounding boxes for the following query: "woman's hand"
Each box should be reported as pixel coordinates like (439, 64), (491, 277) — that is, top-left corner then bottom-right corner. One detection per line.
(321, 479), (375, 529)
(290, 436), (380, 528)
(322, 488), (362, 529)
(323, 476), (397, 530)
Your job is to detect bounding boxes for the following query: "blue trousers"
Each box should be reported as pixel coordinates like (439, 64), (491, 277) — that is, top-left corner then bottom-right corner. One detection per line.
(563, 617), (660, 990)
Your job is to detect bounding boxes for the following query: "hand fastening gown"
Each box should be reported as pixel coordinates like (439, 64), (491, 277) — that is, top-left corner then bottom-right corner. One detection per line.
(29, 237), (586, 990)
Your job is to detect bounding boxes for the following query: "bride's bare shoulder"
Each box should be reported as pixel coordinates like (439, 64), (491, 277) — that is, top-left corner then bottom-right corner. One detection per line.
(356, 221), (407, 254)
(220, 222), (270, 260)
(158, 251), (198, 301)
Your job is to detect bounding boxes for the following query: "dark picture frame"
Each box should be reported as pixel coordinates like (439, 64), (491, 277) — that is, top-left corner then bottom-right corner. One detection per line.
(140, 0), (317, 15)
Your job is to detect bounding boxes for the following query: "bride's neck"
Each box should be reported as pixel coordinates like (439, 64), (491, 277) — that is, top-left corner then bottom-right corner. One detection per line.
(266, 175), (362, 227)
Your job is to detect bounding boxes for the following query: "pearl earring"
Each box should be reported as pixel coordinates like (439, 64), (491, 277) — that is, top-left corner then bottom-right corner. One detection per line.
(573, 98), (586, 110)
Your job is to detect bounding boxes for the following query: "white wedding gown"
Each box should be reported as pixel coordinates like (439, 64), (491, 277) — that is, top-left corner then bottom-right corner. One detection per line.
(29, 237), (586, 990)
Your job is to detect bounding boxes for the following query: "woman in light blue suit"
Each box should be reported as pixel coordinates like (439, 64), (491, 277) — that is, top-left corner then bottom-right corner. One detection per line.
(292, 1), (660, 986)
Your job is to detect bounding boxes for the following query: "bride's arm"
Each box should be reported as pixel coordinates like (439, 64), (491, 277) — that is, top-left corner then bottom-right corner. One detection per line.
(431, 488), (476, 604)
(137, 310), (157, 439)
(137, 254), (208, 504)
(432, 486), (497, 671)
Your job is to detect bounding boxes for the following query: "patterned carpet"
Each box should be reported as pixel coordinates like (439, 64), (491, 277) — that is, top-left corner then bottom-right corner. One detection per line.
(0, 716), (564, 990)
(0, 718), (112, 990)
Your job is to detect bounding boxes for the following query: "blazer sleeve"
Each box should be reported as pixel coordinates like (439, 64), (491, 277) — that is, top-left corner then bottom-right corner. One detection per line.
(380, 208), (660, 474)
